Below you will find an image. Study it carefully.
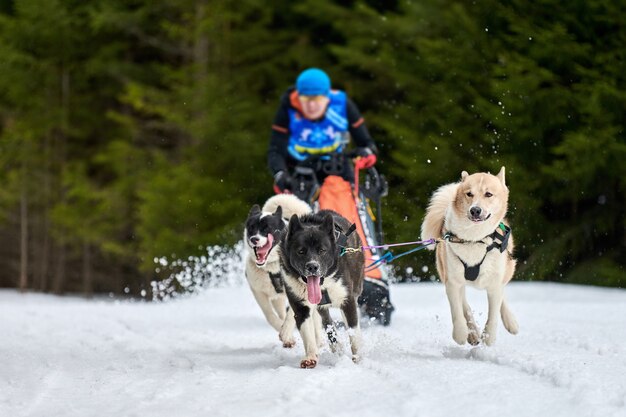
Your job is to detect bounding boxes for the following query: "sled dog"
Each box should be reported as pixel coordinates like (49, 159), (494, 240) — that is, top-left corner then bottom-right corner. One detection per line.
(244, 194), (311, 346)
(280, 210), (365, 368)
(421, 167), (519, 346)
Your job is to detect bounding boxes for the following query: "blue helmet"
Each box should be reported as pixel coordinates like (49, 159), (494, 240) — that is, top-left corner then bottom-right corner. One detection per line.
(296, 68), (331, 96)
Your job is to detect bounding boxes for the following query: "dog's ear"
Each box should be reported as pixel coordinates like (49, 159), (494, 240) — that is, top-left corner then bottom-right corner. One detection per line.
(321, 213), (335, 237)
(497, 166), (506, 187)
(288, 214), (302, 236)
(249, 204), (261, 217)
(273, 205), (283, 219)
(461, 171), (469, 181)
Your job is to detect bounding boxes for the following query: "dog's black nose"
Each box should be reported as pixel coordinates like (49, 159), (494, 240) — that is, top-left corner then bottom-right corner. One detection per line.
(250, 236), (260, 245)
(305, 262), (320, 275)
(470, 206), (482, 218)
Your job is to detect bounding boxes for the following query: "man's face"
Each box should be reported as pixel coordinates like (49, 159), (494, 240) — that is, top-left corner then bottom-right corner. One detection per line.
(298, 95), (330, 120)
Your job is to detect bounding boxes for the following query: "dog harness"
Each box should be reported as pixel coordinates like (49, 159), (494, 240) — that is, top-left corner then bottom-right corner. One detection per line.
(320, 289), (331, 305)
(335, 222), (357, 250)
(268, 272), (285, 294)
(443, 223), (512, 281)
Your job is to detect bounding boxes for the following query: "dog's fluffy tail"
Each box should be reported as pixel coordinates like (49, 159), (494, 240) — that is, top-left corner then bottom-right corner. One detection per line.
(262, 194), (312, 219)
(420, 183), (458, 250)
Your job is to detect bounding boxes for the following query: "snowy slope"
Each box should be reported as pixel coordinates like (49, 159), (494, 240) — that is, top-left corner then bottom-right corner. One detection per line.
(1, 282), (625, 417)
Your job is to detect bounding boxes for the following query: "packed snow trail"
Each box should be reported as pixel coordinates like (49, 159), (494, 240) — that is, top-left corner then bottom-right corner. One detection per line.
(1, 282), (625, 417)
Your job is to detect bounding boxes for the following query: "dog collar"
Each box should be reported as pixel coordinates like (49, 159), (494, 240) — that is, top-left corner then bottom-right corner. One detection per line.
(443, 222), (511, 253)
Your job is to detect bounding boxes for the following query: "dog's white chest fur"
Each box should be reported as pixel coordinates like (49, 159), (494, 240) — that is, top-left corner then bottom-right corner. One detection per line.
(245, 256), (281, 294)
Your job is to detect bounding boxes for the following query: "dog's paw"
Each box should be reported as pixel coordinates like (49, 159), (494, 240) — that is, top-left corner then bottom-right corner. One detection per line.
(502, 317), (519, 335)
(481, 330), (496, 346)
(505, 322), (519, 335)
(452, 324), (469, 345)
(279, 330), (295, 346)
(300, 358), (317, 369)
(282, 340), (296, 348)
(467, 329), (480, 346)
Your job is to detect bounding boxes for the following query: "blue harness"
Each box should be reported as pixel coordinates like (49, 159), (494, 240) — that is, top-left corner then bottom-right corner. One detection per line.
(287, 90), (348, 161)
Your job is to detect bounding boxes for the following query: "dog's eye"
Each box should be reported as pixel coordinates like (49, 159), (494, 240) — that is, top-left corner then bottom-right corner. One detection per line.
(466, 192), (473, 198)
(297, 248), (306, 255)
(485, 192), (493, 198)
(318, 248), (326, 254)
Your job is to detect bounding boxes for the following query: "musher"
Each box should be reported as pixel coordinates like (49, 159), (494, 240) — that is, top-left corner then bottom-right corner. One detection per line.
(267, 67), (394, 325)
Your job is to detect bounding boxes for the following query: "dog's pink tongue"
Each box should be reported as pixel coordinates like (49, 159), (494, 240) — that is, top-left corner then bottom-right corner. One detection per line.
(255, 234), (274, 262)
(306, 276), (322, 305)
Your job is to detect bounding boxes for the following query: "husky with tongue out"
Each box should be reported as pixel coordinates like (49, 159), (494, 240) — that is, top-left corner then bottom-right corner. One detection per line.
(280, 210), (365, 369)
(244, 194), (311, 346)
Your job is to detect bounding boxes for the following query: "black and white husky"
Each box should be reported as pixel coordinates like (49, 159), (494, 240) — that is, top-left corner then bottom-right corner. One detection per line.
(244, 194), (311, 346)
(279, 210), (365, 368)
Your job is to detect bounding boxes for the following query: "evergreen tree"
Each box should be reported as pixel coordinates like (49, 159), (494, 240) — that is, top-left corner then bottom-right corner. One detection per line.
(0, 0), (623, 293)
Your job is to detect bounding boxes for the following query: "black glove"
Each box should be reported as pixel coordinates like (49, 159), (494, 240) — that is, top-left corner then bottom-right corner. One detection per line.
(355, 146), (375, 157)
(273, 170), (292, 193)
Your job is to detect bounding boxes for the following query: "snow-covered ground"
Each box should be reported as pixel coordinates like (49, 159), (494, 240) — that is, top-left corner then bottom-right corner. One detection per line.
(2, 282), (625, 417)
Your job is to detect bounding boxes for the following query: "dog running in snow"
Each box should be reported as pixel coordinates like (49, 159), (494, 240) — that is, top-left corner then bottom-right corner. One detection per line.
(279, 210), (365, 369)
(421, 167), (519, 346)
(244, 194), (311, 347)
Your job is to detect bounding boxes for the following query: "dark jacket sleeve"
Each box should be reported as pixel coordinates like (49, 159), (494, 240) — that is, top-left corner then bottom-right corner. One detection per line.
(346, 97), (377, 154)
(267, 92), (291, 175)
